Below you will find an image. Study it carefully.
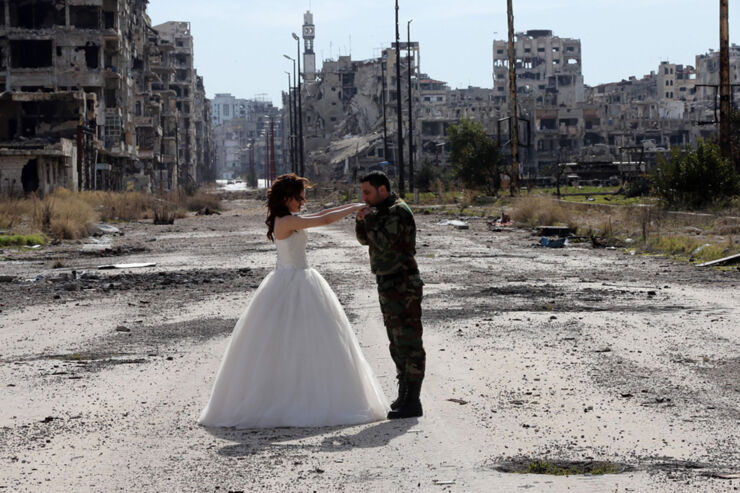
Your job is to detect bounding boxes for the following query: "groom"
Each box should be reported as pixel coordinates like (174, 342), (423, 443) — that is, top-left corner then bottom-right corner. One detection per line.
(355, 171), (425, 419)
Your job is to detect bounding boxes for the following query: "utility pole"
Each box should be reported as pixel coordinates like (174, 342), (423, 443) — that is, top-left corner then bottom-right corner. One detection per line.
(395, 0), (405, 197)
(381, 53), (390, 164)
(284, 71), (294, 173)
(407, 19), (414, 193)
(507, 0), (520, 195)
(292, 33), (305, 176)
(719, 0), (732, 163)
(270, 118), (276, 183)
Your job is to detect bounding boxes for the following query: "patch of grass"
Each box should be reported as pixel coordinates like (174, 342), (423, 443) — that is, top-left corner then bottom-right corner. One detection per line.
(183, 190), (222, 212)
(40, 189), (97, 240)
(0, 233), (47, 246)
(645, 235), (740, 262)
(510, 196), (572, 227)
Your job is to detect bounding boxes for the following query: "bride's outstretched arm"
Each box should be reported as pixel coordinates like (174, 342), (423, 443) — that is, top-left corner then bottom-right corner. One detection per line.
(301, 203), (362, 218)
(275, 203), (365, 234)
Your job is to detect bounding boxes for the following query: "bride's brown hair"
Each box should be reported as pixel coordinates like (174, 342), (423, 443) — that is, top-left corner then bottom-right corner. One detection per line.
(265, 173), (312, 241)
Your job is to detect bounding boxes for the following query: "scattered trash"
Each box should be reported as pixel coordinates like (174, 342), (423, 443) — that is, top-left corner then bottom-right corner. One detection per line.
(0, 275), (15, 283)
(88, 223), (122, 236)
(98, 263), (156, 270)
(81, 238), (113, 253)
(432, 479), (456, 486)
(704, 472), (740, 480)
(115, 326), (131, 333)
(691, 243), (712, 255)
(437, 219), (469, 230)
(536, 225), (573, 237)
(40, 416), (55, 423)
(23, 244), (43, 250)
(446, 398), (468, 405)
(539, 237), (567, 248)
(696, 253), (740, 268)
(487, 212), (512, 230)
(196, 207), (221, 216)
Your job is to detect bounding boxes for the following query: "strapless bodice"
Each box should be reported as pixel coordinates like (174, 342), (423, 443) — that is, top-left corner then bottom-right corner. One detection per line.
(275, 229), (308, 269)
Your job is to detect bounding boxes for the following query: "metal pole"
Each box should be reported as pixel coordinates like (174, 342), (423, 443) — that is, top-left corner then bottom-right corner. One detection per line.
(293, 33), (305, 177)
(381, 54), (389, 163)
(270, 118), (276, 183)
(507, 0), (520, 195)
(719, 0), (732, 163)
(285, 71), (294, 173)
(407, 19), (414, 193)
(395, 0), (405, 197)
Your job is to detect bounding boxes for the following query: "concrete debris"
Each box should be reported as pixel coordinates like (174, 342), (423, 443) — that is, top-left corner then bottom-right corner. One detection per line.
(98, 263), (156, 270)
(437, 220), (469, 229)
(88, 224), (122, 237)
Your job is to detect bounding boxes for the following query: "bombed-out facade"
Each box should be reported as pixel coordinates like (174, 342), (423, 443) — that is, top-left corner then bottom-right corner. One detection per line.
(0, 1), (213, 196)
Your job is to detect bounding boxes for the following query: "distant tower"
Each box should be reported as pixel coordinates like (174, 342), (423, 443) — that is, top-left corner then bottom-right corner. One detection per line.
(302, 11), (316, 82)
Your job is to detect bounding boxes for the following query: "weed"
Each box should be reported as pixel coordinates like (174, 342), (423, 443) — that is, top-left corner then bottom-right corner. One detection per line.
(510, 196), (571, 227)
(0, 234), (47, 246)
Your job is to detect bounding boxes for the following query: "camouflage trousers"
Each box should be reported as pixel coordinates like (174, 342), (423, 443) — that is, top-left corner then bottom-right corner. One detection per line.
(376, 270), (426, 384)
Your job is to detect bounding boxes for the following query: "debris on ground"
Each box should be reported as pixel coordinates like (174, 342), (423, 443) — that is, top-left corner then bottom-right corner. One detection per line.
(98, 263), (157, 270)
(696, 253), (740, 268)
(88, 223), (123, 236)
(446, 398), (469, 405)
(536, 225), (573, 237)
(437, 219), (469, 230)
(538, 237), (567, 248)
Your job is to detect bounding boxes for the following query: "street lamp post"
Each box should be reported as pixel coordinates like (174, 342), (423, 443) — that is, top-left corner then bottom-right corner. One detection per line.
(394, 0), (405, 197)
(283, 54), (298, 174)
(407, 19), (414, 193)
(292, 33), (305, 177)
(284, 70), (295, 174)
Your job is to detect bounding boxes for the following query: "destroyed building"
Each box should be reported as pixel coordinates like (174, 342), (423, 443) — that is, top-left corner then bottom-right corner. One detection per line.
(213, 94), (283, 180)
(0, 1), (214, 196)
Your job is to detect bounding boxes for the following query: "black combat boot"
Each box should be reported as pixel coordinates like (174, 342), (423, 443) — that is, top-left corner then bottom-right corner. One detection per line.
(387, 380), (423, 419)
(390, 376), (408, 411)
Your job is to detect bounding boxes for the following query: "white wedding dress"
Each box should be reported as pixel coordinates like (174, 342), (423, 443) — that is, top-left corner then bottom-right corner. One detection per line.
(198, 228), (388, 428)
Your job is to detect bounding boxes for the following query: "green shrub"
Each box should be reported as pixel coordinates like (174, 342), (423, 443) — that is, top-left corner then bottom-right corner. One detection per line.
(0, 233), (47, 246)
(654, 140), (740, 208)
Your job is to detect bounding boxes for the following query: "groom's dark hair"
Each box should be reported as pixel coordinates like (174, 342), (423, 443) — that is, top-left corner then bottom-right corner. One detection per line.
(360, 171), (391, 192)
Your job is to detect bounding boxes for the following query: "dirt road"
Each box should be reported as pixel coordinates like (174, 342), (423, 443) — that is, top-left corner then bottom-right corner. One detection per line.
(1, 199), (738, 492)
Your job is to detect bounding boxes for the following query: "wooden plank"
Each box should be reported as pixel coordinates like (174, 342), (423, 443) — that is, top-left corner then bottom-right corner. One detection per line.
(696, 253), (740, 267)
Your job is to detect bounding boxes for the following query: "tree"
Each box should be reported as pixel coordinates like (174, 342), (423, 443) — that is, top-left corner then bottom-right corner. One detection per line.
(447, 118), (505, 194)
(654, 140), (739, 209)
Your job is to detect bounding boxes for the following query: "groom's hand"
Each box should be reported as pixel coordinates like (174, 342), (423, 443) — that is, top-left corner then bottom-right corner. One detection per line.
(356, 206), (371, 221)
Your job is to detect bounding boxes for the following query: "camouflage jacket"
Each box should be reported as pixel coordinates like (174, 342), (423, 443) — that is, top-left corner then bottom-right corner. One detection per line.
(356, 194), (419, 276)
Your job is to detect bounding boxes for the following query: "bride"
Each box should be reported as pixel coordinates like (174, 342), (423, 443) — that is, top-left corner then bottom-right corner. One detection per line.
(198, 174), (388, 428)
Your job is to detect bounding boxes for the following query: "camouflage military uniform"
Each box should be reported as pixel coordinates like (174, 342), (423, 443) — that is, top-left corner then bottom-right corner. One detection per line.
(356, 194), (425, 384)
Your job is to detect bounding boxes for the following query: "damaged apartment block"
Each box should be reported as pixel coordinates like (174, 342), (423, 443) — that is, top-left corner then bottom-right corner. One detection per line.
(0, 0), (214, 196)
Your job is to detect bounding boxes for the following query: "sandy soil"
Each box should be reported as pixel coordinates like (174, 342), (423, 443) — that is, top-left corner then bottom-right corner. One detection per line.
(1, 198), (738, 492)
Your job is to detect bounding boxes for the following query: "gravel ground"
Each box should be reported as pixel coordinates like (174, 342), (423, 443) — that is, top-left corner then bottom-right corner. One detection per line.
(0, 198), (738, 492)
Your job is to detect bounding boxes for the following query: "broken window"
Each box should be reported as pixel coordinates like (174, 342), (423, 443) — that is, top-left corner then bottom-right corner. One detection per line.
(0, 47), (5, 70)
(0, 2), (4, 26)
(70, 6), (101, 29)
(10, 0), (65, 29)
(176, 69), (188, 81)
(10, 40), (53, 68)
(83, 44), (99, 68)
(21, 159), (40, 193)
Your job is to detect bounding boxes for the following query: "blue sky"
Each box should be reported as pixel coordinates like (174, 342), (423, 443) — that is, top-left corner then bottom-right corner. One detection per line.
(147, 0), (737, 106)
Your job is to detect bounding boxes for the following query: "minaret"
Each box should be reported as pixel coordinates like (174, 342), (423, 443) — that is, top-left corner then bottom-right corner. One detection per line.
(302, 11), (316, 82)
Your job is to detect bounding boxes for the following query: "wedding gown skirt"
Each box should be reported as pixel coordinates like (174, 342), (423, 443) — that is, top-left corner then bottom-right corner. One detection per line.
(198, 229), (388, 428)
